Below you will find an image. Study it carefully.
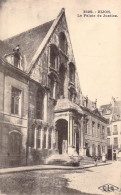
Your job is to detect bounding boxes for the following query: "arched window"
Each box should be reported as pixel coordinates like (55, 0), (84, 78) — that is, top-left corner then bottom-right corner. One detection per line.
(69, 63), (75, 83)
(36, 88), (44, 120)
(50, 45), (59, 70)
(59, 32), (67, 54)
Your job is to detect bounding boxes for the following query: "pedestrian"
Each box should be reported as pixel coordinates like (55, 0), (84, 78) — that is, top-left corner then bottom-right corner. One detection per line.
(94, 156), (97, 166)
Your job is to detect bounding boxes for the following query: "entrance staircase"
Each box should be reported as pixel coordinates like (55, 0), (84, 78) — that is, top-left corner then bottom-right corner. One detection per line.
(80, 156), (101, 165)
(45, 153), (80, 166)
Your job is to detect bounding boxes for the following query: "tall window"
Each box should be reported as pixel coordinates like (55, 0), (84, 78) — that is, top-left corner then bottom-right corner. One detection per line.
(50, 45), (58, 70)
(37, 127), (41, 148)
(107, 138), (110, 146)
(59, 64), (65, 99)
(69, 63), (75, 84)
(36, 88), (44, 120)
(100, 126), (102, 138)
(114, 137), (118, 146)
(97, 124), (100, 137)
(59, 32), (67, 54)
(11, 87), (21, 115)
(107, 127), (111, 136)
(102, 126), (105, 139)
(85, 119), (88, 134)
(92, 122), (95, 136)
(113, 125), (118, 135)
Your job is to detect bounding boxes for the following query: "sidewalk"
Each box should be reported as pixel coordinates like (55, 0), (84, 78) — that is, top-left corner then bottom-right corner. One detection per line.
(0, 161), (112, 175)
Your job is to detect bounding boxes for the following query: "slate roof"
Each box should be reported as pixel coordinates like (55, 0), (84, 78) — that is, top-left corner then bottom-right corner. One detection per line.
(100, 101), (121, 121)
(3, 20), (54, 69)
(0, 40), (13, 58)
(100, 104), (112, 115)
(55, 99), (83, 114)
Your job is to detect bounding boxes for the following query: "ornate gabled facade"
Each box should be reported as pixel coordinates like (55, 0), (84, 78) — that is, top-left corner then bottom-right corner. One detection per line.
(0, 8), (85, 167)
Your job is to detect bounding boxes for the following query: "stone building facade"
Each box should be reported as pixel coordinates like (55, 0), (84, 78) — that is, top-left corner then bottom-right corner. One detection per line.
(0, 8), (108, 168)
(0, 57), (28, 167)
(100, 98), (121, 160)
(81, 98), (108, 158)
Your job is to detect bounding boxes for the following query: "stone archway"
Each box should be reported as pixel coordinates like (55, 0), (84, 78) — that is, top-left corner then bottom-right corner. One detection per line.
(55, 119), (68, 154)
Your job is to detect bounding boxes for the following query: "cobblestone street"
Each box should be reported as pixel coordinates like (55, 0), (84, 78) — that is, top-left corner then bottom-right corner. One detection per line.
(0, 162), (120, 195)
(0, 169), (92, 195)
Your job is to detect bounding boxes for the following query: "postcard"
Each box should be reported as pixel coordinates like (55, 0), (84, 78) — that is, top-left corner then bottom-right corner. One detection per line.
(0, 0), (121, 194)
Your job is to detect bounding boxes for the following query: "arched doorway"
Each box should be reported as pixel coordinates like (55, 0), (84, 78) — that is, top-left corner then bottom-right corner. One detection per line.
(55, 119), (68, 154)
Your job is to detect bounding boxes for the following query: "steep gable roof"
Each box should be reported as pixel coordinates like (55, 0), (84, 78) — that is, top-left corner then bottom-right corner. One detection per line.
(28, 8), (66, 73)
(3, 20), (54, 69)
(0, 40), (13, 58)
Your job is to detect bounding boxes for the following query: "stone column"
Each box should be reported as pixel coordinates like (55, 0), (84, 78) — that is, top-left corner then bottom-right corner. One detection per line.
(51, 128), (56, 150)
(79, 116), (86, 156)
(38, 128), (41, 148)
(68, 114), (75, 155)
(46, 128), (49, 149)
(53, 82), (56, 99)
(34, 127), (37, 149)
(40, 128), (44, 149)
(90, 145), (92, 156)
(96, 146), (98, 156)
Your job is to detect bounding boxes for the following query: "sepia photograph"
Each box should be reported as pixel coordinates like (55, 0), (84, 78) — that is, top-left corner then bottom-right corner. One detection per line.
(0, 0), (121, 194)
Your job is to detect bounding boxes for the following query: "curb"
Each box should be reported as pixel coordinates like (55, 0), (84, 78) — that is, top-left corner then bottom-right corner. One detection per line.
(0, 162), (112, 175)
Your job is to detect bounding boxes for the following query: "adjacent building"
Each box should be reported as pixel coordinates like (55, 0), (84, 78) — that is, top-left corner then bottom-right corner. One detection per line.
(0, 8), (108, 168)
(100, 98), (121, 160)
(82, 97), (108, 158)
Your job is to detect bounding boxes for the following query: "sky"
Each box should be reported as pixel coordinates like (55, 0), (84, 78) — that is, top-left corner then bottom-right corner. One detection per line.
(0, 0), (121, 107)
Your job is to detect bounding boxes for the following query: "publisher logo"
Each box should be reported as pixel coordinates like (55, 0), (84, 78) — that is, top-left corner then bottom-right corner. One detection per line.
(98, 184), (119, 192)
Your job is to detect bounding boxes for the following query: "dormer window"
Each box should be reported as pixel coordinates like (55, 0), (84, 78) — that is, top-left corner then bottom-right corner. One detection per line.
(4, 45), (23, 70)
(13, 46), (22, 68)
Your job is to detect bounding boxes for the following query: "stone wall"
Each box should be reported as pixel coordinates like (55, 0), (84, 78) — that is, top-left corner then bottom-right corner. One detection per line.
(0, 62), (28, 168)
